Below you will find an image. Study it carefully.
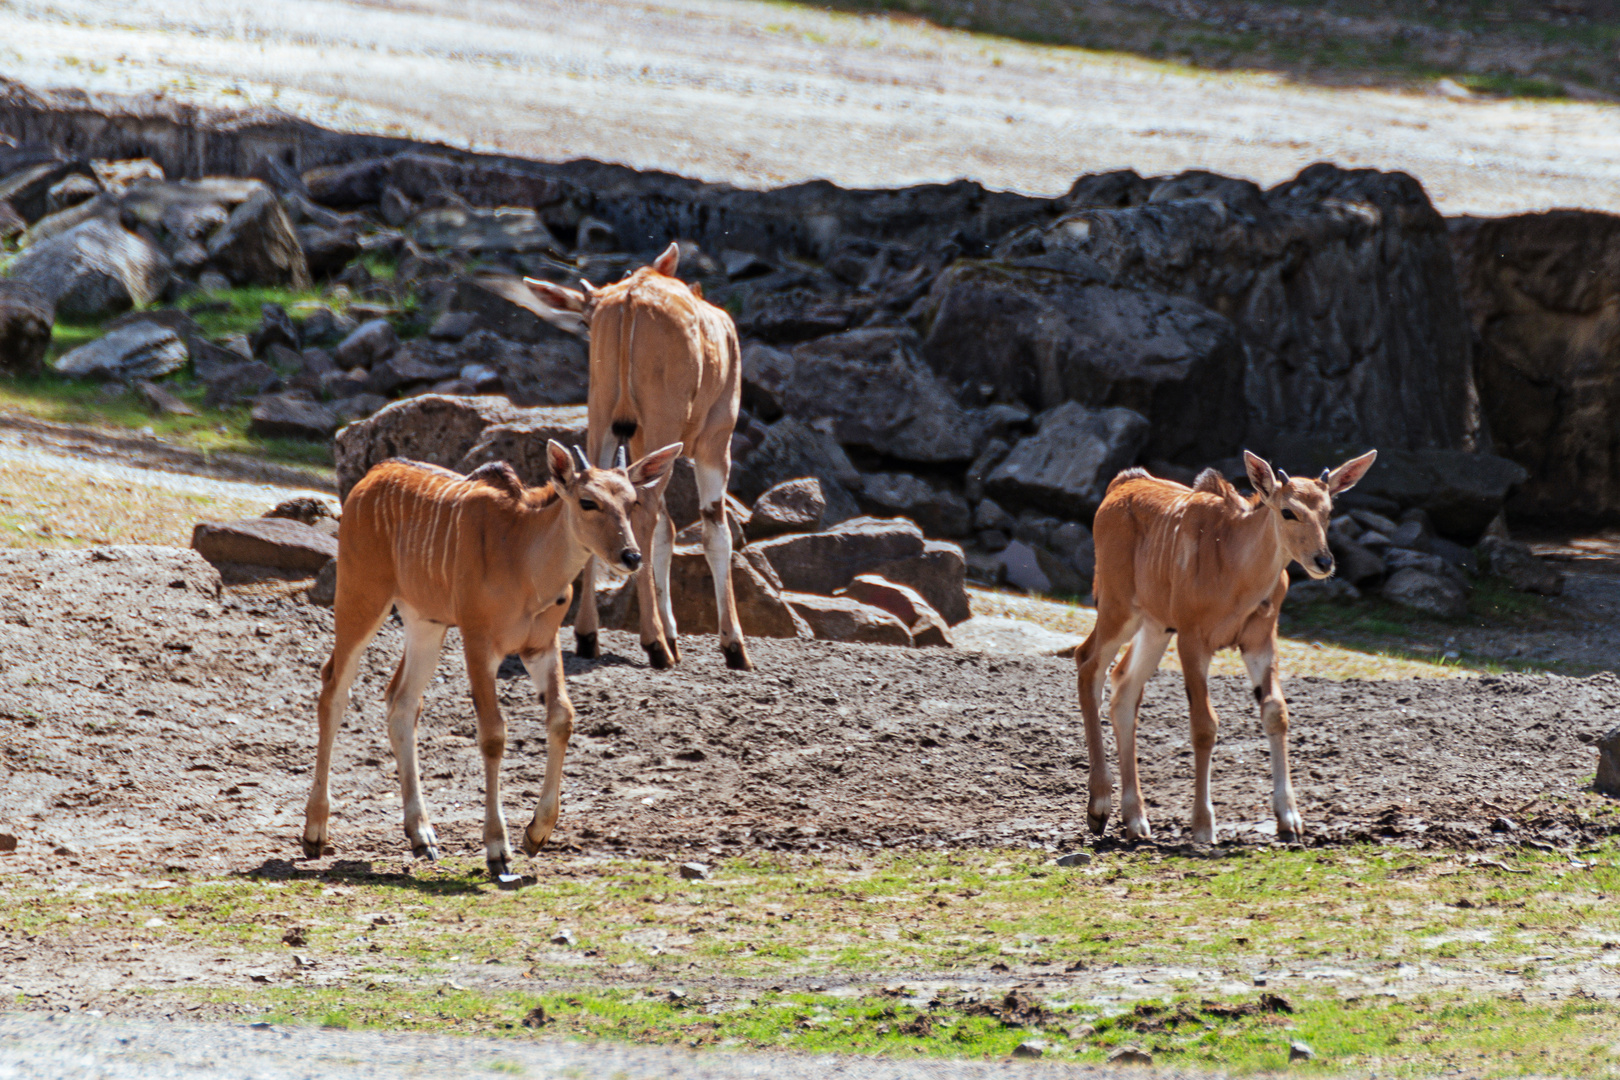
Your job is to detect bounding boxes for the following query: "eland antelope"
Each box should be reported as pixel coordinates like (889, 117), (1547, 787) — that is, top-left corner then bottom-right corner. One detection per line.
(1075, 449), (1377, 845)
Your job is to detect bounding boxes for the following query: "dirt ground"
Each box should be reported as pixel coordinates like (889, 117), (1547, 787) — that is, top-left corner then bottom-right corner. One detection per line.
(1, 545), (1614, 890)
(3, 0), (1620, 216)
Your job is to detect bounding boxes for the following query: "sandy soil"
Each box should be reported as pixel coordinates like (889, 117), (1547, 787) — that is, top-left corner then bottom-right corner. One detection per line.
(1, 545), (1612, 892)
(1, 0), (1618, 216)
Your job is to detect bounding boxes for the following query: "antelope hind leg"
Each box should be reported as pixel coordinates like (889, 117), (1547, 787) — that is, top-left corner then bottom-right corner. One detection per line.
(520, 645), (574, 854)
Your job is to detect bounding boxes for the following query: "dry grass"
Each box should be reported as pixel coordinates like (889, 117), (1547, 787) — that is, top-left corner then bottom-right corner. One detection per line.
(0, 459), (276, 550)
(968, 586), (1468, 681)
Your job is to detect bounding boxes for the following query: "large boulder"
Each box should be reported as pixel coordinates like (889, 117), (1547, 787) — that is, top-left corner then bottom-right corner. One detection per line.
(53, 321), (187, 381)
(1018, 164), (1481, 455)
(1477, 535), (1564, 596)
(0, 157), (96, 224)
(869, 540), (971, 626)
(408, 207), (558, 258)
(919, 260), (1246, 462)
(333, 394), (588, 499)
(743, 328), (984, 463)
(5, 218), (170, 319)
(249, 393), (340, 441)
(857, 472), (972, 537)
(1451, 210), (1620, 525)
(204, 187), (311, 289)
(746, 477), (826, 540)
(729, 416), (862, 524)
(985, 402), (1150, 517)
(1381, 566), (1468, 618)
(0, 280), (53, 377)
(191, 517), (337, 572)
(746, 516), (926, 597)
(835, 574), (953, 646)
(783, 592), (914, 646)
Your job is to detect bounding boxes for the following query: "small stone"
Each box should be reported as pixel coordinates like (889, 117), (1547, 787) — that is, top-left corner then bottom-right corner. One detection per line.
(679, 862), (711, 881)
(309, 559), (338, 607)
(0, 833), (17, 854)
(1108, 1046), (1153, 1065)
(281, 927), (307, 947)
(1055, 851), (1093, 867)
(1011, 1040), (1047, 1059)
(521, 1005), (548, 1029)
(53, 843), (80, 857)
(136, 379), (197, 417)
(549, 927), (576, 946)
(1289, 1040), (1316, 1063)
(1490, 816), (1517, 833)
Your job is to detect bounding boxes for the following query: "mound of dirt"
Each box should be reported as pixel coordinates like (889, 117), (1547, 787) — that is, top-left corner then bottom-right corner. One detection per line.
(0, 546), (1613, 878)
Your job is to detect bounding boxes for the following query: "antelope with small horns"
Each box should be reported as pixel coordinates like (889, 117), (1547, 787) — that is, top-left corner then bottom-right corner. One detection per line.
(525, 242), (752, 671)
(1075, 449), (1377, 845)
(301, 439), (681, 878)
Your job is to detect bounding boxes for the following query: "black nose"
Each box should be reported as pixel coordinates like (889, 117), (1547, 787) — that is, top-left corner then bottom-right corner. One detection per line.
(621, 549), (642, 570)
(1314, 553), (1334, 573)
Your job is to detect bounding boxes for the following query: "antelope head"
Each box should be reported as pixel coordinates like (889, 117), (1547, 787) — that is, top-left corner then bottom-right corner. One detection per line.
(1245, 449), (1378, 580)
(544, 440), (682, 577)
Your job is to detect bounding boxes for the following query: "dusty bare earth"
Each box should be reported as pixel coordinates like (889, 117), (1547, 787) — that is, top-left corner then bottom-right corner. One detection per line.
(1, 545), (1613, 890)
(1, 0), (1619, 216)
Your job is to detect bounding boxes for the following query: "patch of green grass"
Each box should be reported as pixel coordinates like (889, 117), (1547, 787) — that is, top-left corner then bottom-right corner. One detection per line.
(1459, 72), (1568, 99)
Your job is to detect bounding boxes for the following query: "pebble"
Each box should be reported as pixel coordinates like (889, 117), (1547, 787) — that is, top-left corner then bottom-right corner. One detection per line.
(1011, 1040), (1047, 1059)
(679, 862), (711, 881)
(1289, 1040), (1316, 1062)
(1055, 851), (1093, 867)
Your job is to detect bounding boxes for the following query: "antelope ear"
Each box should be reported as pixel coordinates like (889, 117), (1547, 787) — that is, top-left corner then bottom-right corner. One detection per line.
(689, 280), (704, 300)
(651, 241), (680, 277)
(1326, 449), (1378, 495)
(627, 442), (683, 487)
(1243, 450), (1279, 499)
(524, 277), (586, 313)
(545, 440), (578, 488)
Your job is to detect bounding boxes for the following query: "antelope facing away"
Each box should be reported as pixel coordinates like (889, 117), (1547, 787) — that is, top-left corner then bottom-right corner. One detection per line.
(1075, 449), (1377, 845)
(302, 439), (681, 878)
(525, 243), (752, 671)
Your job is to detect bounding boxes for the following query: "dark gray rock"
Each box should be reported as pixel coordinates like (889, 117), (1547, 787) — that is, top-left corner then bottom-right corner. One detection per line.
(986, 402), (1150, 517)
(747, 516), (926, 597)
(1596, 724), (1620, 798)
(0, 280), (53, 377)
(1382, 566), (1468, 618)
(1452, 210), (1620, 525)
(54, 322), (187, 381)
(1035, 164), (1481, 455)
(996, 539), (1050, 593)
(206, 187), (311, 288)
(331, 393), (390, 425)
(301, 306), (358, 345)
(249, 393), (339, 440)
(973, 498), (1016, 533)
(1477, 535), (1564, 596)
(1383, 546), (1468, 591)
(408, 206), (558, 258)
(857, 473), (972, 537)
(744, 328), (984, 463)
(250, 303), (300, 356)
(45, 173), (101, 215)
(422, 275), (583, 346)
(297, 223), (360, 277)
(309, 558), (338, 606)
(191, 517), (337, 572)
(5, 218), (170, 318)
(202, 359), (277, 408)
(919, 260), (1246, 462)
(1329, 538), (1386, 586)
(747, 478), (826, 540)
(334, 319), (399, 369)
(783, 592), (913, 646)
(869, 540), (971, 625)
(729, 416), (863, 525)
(835, 574), (953, 647)
(0, 157), (96, 224)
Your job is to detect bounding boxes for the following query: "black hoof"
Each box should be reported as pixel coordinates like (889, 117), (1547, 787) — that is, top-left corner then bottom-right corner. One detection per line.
(644, 640), (671, 669)
(487, 857), (511, 880)
(412, 844), (440, 861)
(575, 631), (599, 660)
(1087, 813), (1109, 837)
(300, 838), (324, 859)
(722, 641), (753, 671)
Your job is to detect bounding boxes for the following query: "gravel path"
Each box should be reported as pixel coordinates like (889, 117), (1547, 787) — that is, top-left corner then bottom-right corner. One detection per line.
(0, 1012), (1176, 1080)
(1, 0), (1618, 215)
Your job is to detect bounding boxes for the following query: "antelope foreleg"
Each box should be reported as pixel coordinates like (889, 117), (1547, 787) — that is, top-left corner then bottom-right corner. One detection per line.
(521, 645), (574, 854)
(303, 592), (390, 858)
(1075, 609), (1136, 836)
(463, 637), (513, 877)
(1180, 642), (1220, 845)
(1243, 640), (1301, 842)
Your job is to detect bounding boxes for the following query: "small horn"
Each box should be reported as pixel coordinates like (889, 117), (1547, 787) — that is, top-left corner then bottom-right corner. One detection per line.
(569, 444), (590, 474)
(1319, 468), (1332, 484)
(1276, 469), (1289, 485)
(614, 443), (628, 470)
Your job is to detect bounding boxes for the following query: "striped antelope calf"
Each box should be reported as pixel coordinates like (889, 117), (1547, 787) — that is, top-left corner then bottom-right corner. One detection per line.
(526, 243), (752, 671)
(1076, 449), (1377, 845)
(302, 439), (681, 878)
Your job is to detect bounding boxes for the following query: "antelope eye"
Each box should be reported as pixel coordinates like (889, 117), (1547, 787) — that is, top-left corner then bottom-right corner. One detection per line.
(578, 499), (599, 512)
(1280, 508), (1298, 521)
